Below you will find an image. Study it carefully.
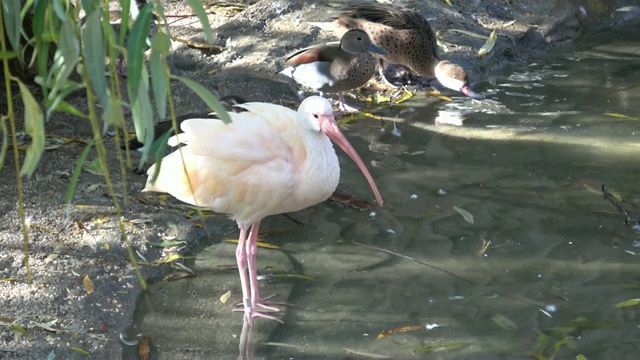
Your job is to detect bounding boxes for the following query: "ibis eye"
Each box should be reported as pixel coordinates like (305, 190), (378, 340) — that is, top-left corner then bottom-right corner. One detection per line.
(313, 114), (319, 119)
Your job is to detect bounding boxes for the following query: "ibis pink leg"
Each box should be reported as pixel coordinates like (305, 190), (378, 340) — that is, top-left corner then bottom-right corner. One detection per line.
(235, 222), (284, 324)
(235, 227), (251, 312)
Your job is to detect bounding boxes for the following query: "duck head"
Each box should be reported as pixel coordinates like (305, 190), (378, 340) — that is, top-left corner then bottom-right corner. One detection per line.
(434, 60), (483, 99)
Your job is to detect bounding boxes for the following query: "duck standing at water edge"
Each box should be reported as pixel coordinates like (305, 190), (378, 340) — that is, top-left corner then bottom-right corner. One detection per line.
(279, 29), (386, 112)
(317, 3), (483, 99)
(142, 96), (383, 324)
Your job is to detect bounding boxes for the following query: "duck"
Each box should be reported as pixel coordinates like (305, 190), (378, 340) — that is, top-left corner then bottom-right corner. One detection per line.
(278, 29), (386, 112)
(317, 3), (483, 99)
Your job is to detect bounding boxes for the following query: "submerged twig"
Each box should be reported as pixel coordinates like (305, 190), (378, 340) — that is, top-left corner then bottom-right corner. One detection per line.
(352, 241), (542, 307)
(602, 184), (640, 225)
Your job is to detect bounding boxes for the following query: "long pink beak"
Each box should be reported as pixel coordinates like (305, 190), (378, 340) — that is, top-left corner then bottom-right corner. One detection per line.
(320, 115), (383, 207)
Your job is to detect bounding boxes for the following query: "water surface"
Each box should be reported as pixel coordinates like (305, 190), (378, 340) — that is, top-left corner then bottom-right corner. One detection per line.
(125, 22), (640, 359)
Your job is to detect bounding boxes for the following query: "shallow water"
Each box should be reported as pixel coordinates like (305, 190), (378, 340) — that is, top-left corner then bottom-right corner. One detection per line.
(125, 23), (640, 359)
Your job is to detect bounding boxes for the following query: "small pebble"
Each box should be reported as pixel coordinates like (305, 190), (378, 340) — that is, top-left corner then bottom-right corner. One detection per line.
(410, 194), (418, 199)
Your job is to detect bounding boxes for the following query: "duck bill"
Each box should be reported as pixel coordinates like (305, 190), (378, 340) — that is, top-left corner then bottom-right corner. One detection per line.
(366, 43), (387, 55)
(319, 115), (384, 207)
(460, 84), (484, 100)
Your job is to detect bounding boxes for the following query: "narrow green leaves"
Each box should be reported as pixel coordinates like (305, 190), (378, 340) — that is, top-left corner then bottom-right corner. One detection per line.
(186, 0), (213, 44)
(48, 18), (80, 111)
(65, 141), (94, 206)
(81, 9), (108, 108)
(0, 51), (19, 60)
(150, 32), (171, 120)
(478, 29), (497, 57)
(2, 0), (22, 51)
(172, 76), (231, 123)
(132, 65), (155, 166)
(126, 4), (153, 101)
(17, 81), (45, 177)
(0, 116), (8, 172)
(615, 298), (640, 308)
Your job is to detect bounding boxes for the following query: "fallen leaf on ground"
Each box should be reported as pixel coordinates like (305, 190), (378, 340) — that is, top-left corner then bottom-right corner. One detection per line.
(83, 275), (94, 294)
(478, 29), (497, 57)
(219, 290), (232, 304)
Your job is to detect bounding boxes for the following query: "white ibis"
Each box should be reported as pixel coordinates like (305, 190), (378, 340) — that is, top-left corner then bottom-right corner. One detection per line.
(143, 96), (383, 323)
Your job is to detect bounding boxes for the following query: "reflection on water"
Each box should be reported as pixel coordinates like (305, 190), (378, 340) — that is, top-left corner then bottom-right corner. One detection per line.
(125, 23), (640, 359)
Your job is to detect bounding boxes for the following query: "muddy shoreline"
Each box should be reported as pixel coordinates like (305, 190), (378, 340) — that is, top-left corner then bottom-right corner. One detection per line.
(1, 0), (639, 359)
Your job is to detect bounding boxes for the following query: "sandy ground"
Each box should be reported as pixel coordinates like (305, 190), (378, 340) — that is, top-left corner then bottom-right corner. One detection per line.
(1, 0), (639, 359)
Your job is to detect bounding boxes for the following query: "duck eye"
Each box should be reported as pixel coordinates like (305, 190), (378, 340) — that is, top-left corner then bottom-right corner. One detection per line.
(357, 37), (363, 41)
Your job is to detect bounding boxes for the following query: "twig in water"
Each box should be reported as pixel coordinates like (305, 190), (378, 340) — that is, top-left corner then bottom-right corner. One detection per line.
(352, 241), (542, 307)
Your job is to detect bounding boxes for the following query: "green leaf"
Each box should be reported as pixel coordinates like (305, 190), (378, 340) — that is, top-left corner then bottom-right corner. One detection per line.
(147, 240), (186, 247)
(19, 0), (36, 19)
(11, 323), (30, 337)
(478, 29), (497, 57)
(147, 126), (172, 181)
(552, 337), (570, 352)
(491, 313), (517, 331)
(68, 346), (91, 356)
(614, 298), (640, 308)
(150, 32), (171, 120)
(81, 9), (109, 108)
(47, 82), (87, 119)
(116, 0), (132, 47)
(17, 80), (45, 177)
(65, 141), (94, 205)
(102, 97), (125, 129)
(84, 158), (104, 176)
(126, 5), (152, 100)
(54, 101), (88, 119)
(130, 65), (155, 163)
(172, 76), (231, 123)
(49, 19), (80, 100)
(274, 273), (316, 281)
(0, 51), (19, 60)
(186, 0), (214, 44)
(2, 0), (22, 51)
(33, 0), (48, 38)
(415, 341), (468, 353)
(52, 0), (68, 21)
(0, 116), (8, 172)
(532, 332), (549, 360)
(603, 112), (639, 121)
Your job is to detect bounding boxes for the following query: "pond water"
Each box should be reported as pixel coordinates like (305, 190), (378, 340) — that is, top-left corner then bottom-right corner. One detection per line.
(124, 22), (640, 359)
